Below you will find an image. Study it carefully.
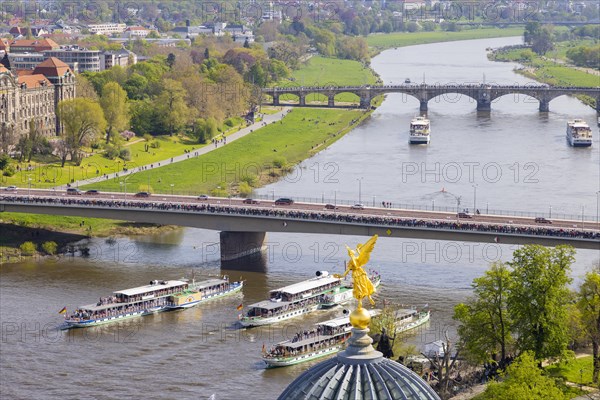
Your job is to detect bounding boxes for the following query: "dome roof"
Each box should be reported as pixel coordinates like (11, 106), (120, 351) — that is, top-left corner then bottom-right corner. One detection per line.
(278, 328), (440, 400)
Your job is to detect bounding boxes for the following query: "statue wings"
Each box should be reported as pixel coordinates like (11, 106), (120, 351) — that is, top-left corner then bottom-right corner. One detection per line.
(356, 235), (378, 267)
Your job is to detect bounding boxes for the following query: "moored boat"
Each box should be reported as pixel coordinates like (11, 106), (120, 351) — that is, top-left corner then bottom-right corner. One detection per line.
(566, 119), (592, 147)
(409, 116), (431, 144)
(395, 308), (430, 333)
(263, 310), (382, 368)
(240, 271), (381, 328)
(62, 276), (243, 328)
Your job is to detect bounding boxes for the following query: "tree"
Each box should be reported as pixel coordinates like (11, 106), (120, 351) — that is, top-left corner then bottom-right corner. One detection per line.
(454, 262), (513, 364)
(76, 75), (99, 100)
(154, 79), (189, 135)
(524, 22), (555, 55)
(482, 351), (567, 400)
(99, 82), (129, 144)
(577, 267), (600, 383)
(508, 245), (574, 361)
(204, 47), (210, 59)
(0, 124), (16, 154)
(0, 154), (10, 170)
(243, 38), (250, 48)
(57, 98), (107, 165)
(166, 52), (176, 69)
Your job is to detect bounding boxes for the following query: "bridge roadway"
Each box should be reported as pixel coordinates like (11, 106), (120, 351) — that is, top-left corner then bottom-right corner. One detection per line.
(262, 84), (600, 112)
(1, 189), (598, 260)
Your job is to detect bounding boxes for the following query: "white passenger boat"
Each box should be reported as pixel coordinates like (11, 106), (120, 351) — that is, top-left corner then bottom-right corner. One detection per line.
(409, 116), (431, 144)
(566, 119), (592, 147)
(240, 271), (381, 327)
(395, 308), (430, 333)
(63, 276), (243, 328)
(263, 310), (382, 368)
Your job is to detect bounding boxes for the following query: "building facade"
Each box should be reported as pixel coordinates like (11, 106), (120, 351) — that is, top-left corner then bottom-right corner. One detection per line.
(87, 23), (127, 35)
(0, 57), (76, 139)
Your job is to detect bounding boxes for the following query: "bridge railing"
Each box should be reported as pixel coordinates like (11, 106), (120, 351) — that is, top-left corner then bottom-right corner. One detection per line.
(251, 193), (597, 223)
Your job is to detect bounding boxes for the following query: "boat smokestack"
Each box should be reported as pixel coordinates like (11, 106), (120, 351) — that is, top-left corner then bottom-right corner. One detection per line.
(316, 271), (329, 277)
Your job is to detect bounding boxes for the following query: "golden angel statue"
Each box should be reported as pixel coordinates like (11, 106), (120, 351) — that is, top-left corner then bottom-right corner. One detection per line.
(334, 234), (378, 309)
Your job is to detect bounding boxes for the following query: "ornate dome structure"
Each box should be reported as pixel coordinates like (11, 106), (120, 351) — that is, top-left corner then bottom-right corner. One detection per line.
(278, 325), (440, 400)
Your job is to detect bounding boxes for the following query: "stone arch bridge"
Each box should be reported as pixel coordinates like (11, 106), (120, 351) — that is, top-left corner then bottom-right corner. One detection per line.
(262, 84), (600, 113)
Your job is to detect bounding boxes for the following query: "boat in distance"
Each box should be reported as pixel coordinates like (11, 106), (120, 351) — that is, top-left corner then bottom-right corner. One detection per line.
(409, 116), (431, 144)
(239, 270), (381, 327)
(566, 119), (592, 147)
(263, 309), (382, 368)
(62, 276), (243, 328)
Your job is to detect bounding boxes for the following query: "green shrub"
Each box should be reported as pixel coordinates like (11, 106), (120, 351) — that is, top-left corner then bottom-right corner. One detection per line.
(119, 148), (131, 161)
(41, 241), (58, 255)
(104, 145), (119, 159)
(150, 141), (161, 149)
(19, 241), (37, 256)
(238, 182), (253, 196)
(240, 175), (257, 187)
(3, 165), (15, 177)
(273, 156), (287, 168)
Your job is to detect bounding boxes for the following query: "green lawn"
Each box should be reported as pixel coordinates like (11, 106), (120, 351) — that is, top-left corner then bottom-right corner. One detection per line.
(81, 108), (366, 196)
(275, 56), (378, 104)
(366, 27), (525, 50)
(546, 356), (594, 386)
(2, 135), (206, 189)
(492, 46), (600, 88)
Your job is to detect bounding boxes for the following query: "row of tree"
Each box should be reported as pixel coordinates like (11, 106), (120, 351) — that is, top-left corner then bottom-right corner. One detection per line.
(454, 244), (600, 384)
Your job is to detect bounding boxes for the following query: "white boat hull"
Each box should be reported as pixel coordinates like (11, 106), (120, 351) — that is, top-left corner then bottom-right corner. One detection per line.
(263, 344), (344, 368)
(409, 136), (430, 144)
(240, 304), (320, 327)
(397, 311), (430, 333)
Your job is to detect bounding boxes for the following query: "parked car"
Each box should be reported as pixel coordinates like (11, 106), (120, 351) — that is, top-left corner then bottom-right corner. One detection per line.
(4, 185), (17, 191)
(457, 212), (473, 219)
(275, 198), (294, 205)
(243, 198), (259, 204)
(351, 203), (365, 210)
(198, 194), (209, 200)
(85, 190), (99, 195)
(134, 192), (150, 198)
(66, 188), (82, 195)
(535, 217), (552, 224)
(324, 204), (338, 210)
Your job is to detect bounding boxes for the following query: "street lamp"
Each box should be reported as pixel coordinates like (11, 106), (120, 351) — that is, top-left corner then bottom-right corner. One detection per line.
(334, 190), (337, 209)
(581, 205), (585, 229)
(27, 176), (32, 197)
(356, 177), (363, 204)
(432, 200), (435, 211)
(549, 205), (552, 219)
(170, 184), (174, 196)
(596, 191), (599, 228)
(472, 184), (478, 212)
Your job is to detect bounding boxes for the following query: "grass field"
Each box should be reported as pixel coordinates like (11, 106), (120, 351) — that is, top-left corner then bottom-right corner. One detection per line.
(2, 135), (207, 190)
(545, 356), (594, 386)
(81, 108), (366, 196)
(275, 56), (378, 104)
(491, 45), (600, 90)
(366, 27), (525, 50)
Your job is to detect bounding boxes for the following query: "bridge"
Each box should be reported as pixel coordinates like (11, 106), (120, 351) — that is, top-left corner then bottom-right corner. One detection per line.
(262, 84), (600, 112)
(1, 190), (598, 263)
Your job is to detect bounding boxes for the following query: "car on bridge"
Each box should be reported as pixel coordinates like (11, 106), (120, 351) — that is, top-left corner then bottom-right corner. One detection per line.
(351, 203), (365, 210)
(275, 198), (294, 205)
(66, 188), (82, 195)
(84, 190), (99, 195)
(457, 212), (473, 219)
(4, 185), (17, 191)
(243, 198), (260, 204)
(134, 192), (150, 198)
(535, 217), (552, 224)
(198, 194), (209, 200)
(324, 204), (338, 210)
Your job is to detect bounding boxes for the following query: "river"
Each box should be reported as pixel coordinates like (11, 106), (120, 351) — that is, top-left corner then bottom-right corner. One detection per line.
(1, 37), (599, 400)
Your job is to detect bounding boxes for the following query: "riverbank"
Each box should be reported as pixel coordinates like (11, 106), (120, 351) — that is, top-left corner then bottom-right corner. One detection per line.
(367, 27), (525, 55)
(0, 214), (179, 265)
(489, 43), (599, 108)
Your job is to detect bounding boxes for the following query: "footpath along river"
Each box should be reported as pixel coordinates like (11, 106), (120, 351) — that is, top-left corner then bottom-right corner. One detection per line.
(1, 36), (598, 399)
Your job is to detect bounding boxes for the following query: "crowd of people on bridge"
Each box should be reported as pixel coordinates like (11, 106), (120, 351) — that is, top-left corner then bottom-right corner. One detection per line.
(2, 195), (598, 240)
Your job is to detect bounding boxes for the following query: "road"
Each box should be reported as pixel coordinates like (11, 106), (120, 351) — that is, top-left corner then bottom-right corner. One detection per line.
(2, 188), (599, 234)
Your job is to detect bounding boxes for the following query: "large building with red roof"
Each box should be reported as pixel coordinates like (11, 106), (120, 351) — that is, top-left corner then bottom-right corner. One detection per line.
(0, 57), (75, 139)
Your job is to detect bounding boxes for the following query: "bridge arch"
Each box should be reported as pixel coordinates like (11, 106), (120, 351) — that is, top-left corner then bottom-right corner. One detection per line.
(333, 91), (361, 107)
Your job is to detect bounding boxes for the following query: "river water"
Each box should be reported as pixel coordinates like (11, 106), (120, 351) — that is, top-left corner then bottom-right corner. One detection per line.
(1, 37), (599, 400)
